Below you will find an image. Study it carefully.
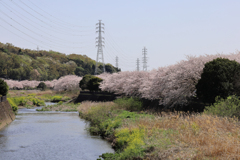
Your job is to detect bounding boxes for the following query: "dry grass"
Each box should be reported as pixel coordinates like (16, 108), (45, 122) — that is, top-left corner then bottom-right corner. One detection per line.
(127, 112), (240, 159)
(77, 101), (116, 114)
(8, 89), (54, 97)
(79, 102), (240, 159)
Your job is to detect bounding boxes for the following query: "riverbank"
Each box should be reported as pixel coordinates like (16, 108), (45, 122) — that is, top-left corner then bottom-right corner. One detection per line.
(0, 100), (15, 130)
(81, 101), (240, 159)
(7, 89), (75, 111)
(10, 89), (240, 159)
(38, 98), (240, 159)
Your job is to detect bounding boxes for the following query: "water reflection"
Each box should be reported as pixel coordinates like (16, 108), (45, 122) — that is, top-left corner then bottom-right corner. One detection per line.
(0, 106), (114, 160)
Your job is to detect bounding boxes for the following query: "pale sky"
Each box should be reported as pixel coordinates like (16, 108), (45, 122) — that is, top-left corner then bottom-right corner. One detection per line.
(1, 0), (240, 71)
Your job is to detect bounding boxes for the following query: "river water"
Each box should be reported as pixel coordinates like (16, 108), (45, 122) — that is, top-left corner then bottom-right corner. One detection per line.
(0, 102), (114, 160)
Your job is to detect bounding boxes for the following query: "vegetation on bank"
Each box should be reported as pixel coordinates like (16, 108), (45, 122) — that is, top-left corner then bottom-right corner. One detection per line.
(80, 98), (240, 160)
(36, 102), (79, 112)
(0, 42), (120, 81)
(7, 90), (73, 112)
(7, 94), (45, 110)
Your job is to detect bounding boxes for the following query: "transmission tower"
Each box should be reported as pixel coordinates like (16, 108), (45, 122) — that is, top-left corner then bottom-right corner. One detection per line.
(116, 56), (119, 68)
(136, 58), (140, 71)
(142, 47), (148, 71)
(95, 20), (105, 75)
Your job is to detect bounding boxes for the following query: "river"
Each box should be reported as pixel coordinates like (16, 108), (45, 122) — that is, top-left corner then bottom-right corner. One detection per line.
(0, 102), (114, 160)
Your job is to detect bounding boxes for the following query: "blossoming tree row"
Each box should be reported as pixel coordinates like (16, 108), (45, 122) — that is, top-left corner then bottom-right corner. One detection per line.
(4, 75), (82, 92)
(100, 52), (240, 107)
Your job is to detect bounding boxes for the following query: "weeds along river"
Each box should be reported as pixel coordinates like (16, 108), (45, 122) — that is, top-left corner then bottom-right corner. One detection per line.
(0, 102), (114, 160)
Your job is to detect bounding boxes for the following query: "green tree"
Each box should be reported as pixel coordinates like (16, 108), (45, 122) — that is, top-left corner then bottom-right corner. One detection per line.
(87, 76), (103, 92)
(79, 74), (94, 91)
(196, 58), (240, 104)
(37, 82), (47, 91)
(0, 79), (9, 96)
(75, 67), (85, 76)
(105, 64), (116, 73)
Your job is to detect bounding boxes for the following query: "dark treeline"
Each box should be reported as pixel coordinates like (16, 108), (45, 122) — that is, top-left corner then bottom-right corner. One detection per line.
(0, 43), (120, 80)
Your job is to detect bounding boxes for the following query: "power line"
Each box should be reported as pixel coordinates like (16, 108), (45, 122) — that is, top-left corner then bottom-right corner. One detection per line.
(0, 5), (84, 44)
(0, 24), (44, 48)
(7, 0), (88, 36)
(26, 0), (88, 28)
(105, 31), (135, 60)
(0, 0), (88, 37)
(0, 11), (84, 49)
(18, 0), (87, 31)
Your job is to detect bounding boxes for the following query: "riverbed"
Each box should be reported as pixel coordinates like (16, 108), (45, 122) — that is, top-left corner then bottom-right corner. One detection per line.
(0, 103), (114, 160)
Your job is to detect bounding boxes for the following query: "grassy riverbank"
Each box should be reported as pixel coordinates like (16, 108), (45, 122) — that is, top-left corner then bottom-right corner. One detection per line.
(7, 90), (74, 112)
(80, 101), (240, 159)
(37, 102), (79, 112)
(38, 98), (240, 159)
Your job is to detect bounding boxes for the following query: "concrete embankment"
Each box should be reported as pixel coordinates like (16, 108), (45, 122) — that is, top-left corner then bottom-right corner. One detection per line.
(0, 97), (15, 130)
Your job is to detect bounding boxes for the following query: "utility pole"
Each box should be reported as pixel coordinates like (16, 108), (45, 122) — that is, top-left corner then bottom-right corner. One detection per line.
(116, 56), (119, 68)
(142, 47), (148, 71)
(95, 20), (105, 75)
(136, 58), (140, 71)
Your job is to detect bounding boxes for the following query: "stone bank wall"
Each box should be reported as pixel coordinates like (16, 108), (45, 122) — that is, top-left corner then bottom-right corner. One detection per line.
(0, 97), (15, 130)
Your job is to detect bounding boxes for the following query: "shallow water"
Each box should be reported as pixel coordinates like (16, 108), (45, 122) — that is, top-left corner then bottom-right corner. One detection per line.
(0, 103), (114, 160)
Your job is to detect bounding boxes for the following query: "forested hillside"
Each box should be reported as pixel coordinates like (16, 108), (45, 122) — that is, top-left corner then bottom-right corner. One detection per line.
(0, 42), (120, 80)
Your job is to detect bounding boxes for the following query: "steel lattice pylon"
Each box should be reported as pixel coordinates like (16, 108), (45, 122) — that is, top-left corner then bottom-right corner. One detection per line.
(95, 20), (105, 75)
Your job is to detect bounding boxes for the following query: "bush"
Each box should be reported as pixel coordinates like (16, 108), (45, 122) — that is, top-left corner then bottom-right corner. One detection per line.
(58, 101), (63, 105)
(37, 82), (47, 91)
(87, 76), (103, 92)
(114, 97), (142, 111)
(51, 96), (62, 102)
(204, 96), (240, 118)
(0, 79), (9, 96)
(79, 74), (94, 91)
(196, 58), (240, 104)
(7, 98), (18, 112)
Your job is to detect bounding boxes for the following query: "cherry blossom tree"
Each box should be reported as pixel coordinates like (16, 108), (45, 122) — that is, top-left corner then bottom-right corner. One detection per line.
(100, 52), (240, 108)
(53, 75), (82, 91)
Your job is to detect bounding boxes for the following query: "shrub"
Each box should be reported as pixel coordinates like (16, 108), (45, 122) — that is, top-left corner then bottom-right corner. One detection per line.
(204, 95), (240, 118)
(37, 82), (47, 91)
(0, 79), (9, 96)
(79, 74), (94, 91)
(30, 98), (45, 106)
(7, 98), (18, 112)
(115, 128), (145, 159)
(87, 76), (103, 92)
(51, 96), (62, 102)
(196, 58), (240, 104)
(12, 97), (27, 106)
(58, 101), (63, 105)
(114, 97), (142, 111)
